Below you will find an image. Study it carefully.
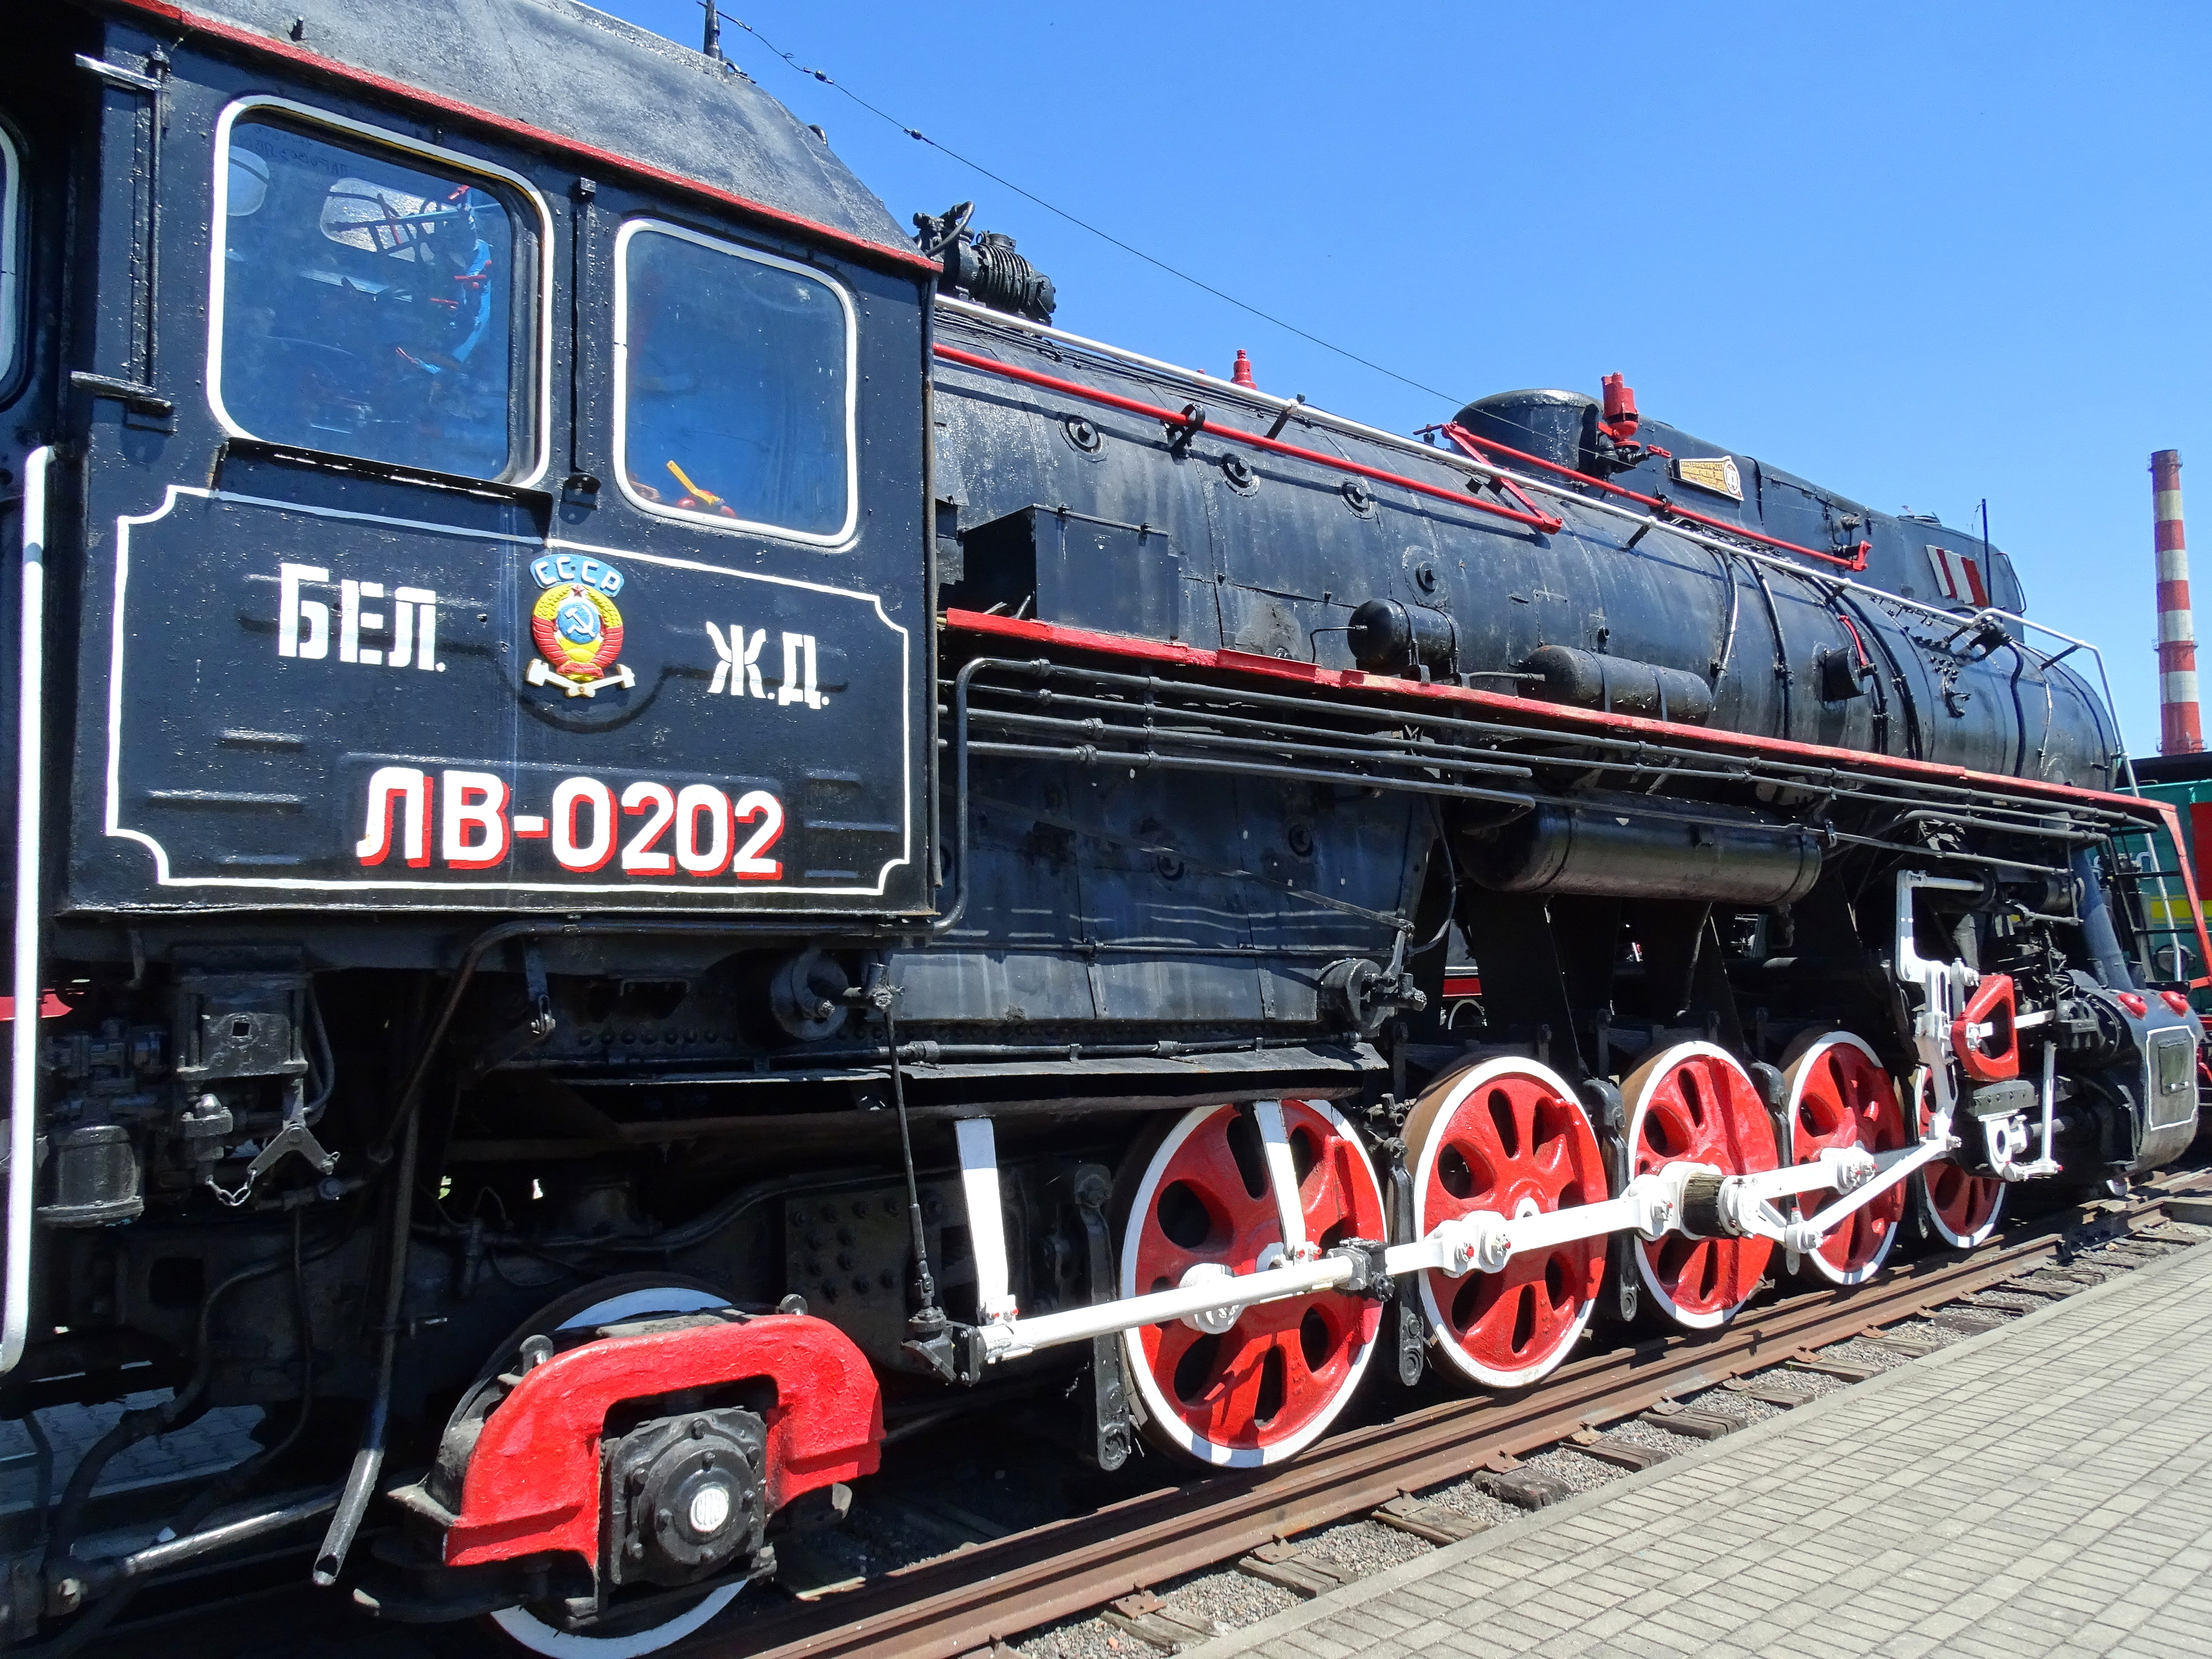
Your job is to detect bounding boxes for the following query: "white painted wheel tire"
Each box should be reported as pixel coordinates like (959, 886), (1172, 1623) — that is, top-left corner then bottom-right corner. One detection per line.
(487, 1284), (747, 1658)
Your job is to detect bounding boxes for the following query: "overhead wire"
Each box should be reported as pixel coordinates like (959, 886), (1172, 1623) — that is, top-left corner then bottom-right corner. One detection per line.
(708, 8), (1466, 407)
(699, 12), (2131, 762)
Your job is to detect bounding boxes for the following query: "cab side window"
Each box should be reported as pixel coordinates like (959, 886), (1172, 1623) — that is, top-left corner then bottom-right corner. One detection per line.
(212, 111), (533, 480)
(615, 221), (855, 545)
(0, 122), (22, 395)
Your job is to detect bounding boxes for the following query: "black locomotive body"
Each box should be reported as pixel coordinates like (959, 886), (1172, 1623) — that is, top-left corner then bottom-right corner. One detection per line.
(0, 1), (2203, 1651)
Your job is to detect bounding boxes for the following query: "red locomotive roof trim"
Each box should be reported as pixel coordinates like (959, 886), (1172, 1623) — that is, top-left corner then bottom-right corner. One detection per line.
(101, 0), (943, 278)
(944, 608), (2147, 815)
(933, 346), (1566, 535)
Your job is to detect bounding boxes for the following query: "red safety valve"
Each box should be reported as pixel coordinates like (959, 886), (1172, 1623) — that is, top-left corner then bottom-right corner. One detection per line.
(444, 1312), (882, 1571)
(1230, 349), (1256, 388)
(1950, 973), (2019, 1082)
(1599, 372), (1640, 441)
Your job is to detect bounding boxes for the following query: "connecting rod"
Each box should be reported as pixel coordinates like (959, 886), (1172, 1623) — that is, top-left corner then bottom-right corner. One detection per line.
(970, 1133), (1966, 1366)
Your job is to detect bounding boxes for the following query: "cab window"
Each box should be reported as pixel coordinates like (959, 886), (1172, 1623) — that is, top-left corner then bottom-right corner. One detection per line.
(0, 122), (21, 394)
(211, 109), (535, 480)
(615, 220), (856, 545)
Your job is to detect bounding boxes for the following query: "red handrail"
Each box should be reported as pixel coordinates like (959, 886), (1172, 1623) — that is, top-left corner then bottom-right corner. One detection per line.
(1439, 423), (1869, 572)
(932, 345), (1564, 535)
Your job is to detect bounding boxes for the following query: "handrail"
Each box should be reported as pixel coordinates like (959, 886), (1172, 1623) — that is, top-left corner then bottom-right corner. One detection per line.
(5, 446), (52, 1375)
(1437, 421), (1870, 572)
(930, 345), (1562, 535)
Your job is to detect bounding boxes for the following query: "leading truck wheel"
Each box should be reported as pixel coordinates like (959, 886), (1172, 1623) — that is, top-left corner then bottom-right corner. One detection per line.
(1405, 1058), (1609, 1389)
(1622, 1043), (1780, 1329)
(1119, 1099), (1387, 1467)
(1785, 1033), (1908, 1285)
(472, 1279), (751, 1659)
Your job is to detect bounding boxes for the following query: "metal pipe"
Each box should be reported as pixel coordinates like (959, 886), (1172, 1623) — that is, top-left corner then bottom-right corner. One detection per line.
(931, 345), (1562, 535)
(87, 1488), (339, 1592)
(312, 1101), (415, 1587)
(964, 740), (1534, 806)
(930, 658), (983, 936)
(2070, 843), (2137, 991)
(5, 446), (52, 1376)
(1441, 423), (1868, 571)
(947, 651), (2139, 831)
(963, 682), (1537, 777)
(968, 705), (1538, 784)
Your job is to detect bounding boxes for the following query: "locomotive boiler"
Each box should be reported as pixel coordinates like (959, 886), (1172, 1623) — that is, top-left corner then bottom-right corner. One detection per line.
(0, 0), (2204, 1652)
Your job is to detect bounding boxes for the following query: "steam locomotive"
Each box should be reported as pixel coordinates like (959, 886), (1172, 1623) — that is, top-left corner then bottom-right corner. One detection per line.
(1, 1), (2203, 1652)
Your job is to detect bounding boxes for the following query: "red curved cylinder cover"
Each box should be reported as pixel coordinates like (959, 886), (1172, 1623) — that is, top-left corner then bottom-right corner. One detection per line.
(444, 1312), (882, 1570)
(1951, 974), (2019, 1083)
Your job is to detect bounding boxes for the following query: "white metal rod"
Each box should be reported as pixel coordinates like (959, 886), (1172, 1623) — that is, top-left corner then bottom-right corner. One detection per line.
(1252, 1101), (1309, 1260)
(953, 1118), (1016, 1322)
(1490, 1193), (1646, 1258)
(1789, 1137), (1949, 1247)
(1004, 1256), (1354, 1353)
(5, 446), (51, 1375)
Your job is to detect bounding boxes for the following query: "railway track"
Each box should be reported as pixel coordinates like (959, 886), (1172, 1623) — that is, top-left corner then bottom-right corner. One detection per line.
(684, 1170), (2212, 1659)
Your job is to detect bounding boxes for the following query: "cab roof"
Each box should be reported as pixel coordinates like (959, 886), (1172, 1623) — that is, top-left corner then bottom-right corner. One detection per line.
(118, 0), (922, 266)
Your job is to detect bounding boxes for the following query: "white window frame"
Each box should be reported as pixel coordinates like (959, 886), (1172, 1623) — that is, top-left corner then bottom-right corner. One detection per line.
(0, 122), (21, 394)
(206, 96), (554, 488)
(612, 218), (860, 549)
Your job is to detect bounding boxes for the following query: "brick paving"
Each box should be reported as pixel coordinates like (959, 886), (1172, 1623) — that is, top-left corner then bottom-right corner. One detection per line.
(0, 1398), (263, 1513)
(1191, 1241), (2212, 1659)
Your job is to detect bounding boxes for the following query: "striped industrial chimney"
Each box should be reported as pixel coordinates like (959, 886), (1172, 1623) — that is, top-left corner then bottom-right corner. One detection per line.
(2155, 450), (2204, 754)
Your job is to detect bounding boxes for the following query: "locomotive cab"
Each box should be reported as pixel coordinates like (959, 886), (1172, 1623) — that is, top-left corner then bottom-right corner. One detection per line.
(3, 1), (940, 1645)
(42, 8), (933, 926)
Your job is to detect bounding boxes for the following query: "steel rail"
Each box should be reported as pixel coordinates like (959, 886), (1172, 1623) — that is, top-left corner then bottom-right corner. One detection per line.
(688, 1173), (2207, 1659)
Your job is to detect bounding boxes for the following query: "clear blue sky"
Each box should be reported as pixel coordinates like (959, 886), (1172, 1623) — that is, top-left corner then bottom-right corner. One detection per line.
(604, 0), (2208, 753)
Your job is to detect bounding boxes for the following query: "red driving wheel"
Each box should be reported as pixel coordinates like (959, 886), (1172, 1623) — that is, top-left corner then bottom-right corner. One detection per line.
(1914, 1068), (2006, 1247)
(1785, 1032), (1908, 1284)
(1405, 1058), (1609, 1389)
(1119, 1099), (1386, 1467)
(1622, 1042), (1778, 1328)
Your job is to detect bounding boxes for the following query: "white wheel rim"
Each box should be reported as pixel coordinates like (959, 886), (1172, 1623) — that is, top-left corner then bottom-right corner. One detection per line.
(1621, 1041), (1775, 1330)
(491, 1587), (747, 1658)
(489, 1284), (745, 1657)
(1118, 1099), (1382, 1467)
(1409, 1057), (1606, 1389)
(1785, 1033), (1905, 1286)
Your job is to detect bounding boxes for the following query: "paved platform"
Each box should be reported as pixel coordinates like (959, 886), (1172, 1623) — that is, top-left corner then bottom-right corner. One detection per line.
(1193, 1239), (2212, 1659)
(0, 1398), (263, 1517)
